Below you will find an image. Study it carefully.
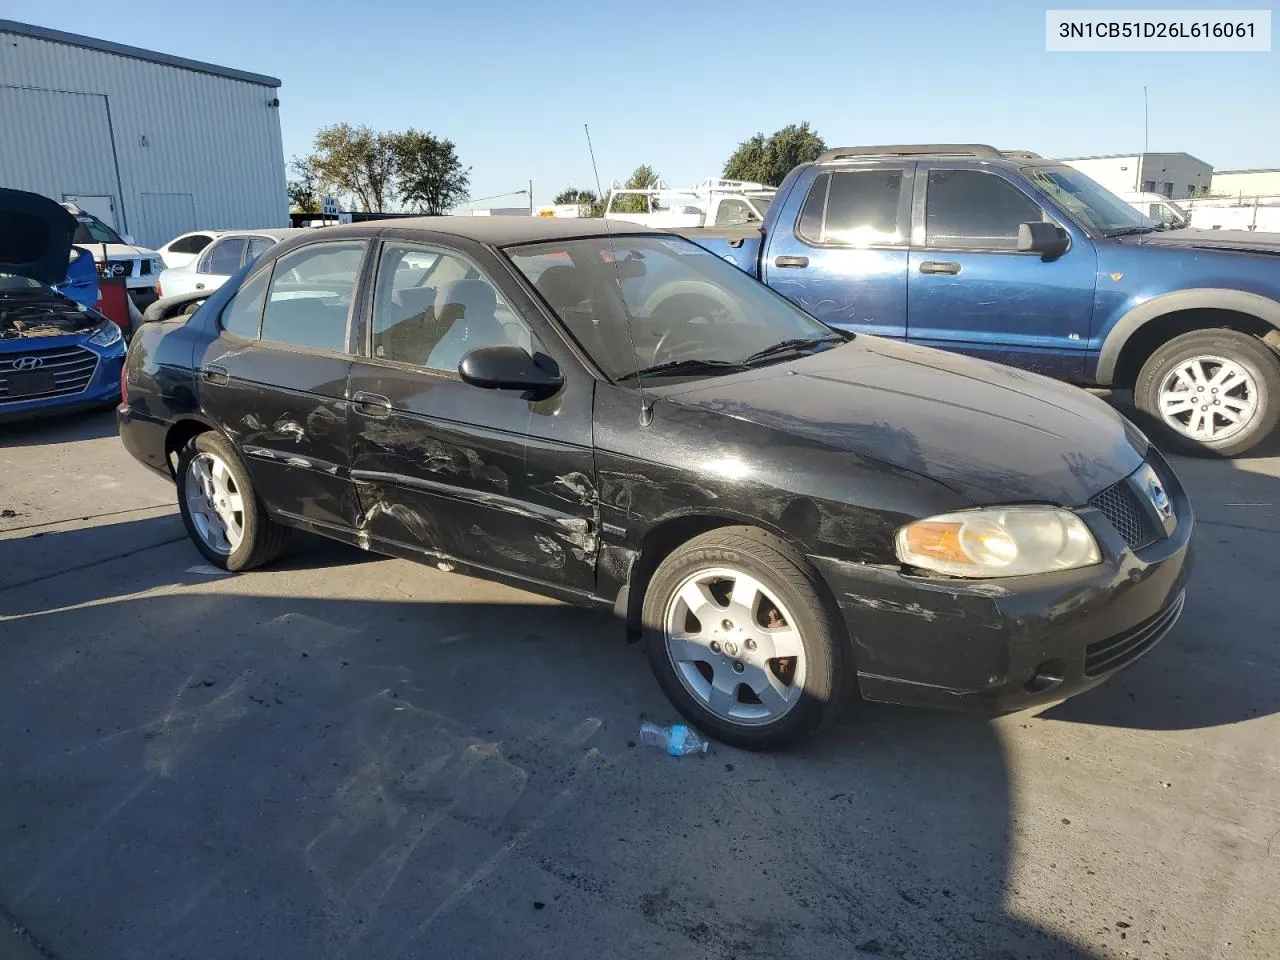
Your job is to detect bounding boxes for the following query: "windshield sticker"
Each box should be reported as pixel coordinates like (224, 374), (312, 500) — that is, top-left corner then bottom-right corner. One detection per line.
(659, 238), (711, 255)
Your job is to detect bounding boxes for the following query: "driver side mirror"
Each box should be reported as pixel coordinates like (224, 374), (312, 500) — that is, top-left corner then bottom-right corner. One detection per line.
(1017, 222), (1070, 260)
(459, 345), (564, 399)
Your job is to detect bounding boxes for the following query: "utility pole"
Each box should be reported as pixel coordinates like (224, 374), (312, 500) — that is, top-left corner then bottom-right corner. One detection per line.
(529, 179), (534, 215)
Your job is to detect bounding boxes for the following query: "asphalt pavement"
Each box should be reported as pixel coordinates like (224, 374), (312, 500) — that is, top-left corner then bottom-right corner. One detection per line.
(1, 408), (1278, 960)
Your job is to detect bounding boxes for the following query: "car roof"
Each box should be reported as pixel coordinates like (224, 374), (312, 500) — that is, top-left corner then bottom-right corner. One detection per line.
(214, 228), (306, 240)
(290, 216), (663, 247)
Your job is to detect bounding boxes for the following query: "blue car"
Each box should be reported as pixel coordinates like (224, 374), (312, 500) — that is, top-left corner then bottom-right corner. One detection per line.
(1, 188), (126, 421)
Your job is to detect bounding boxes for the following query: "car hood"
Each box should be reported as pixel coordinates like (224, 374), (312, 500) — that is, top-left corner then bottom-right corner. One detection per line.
(655, 337), (1147, 506)
(87, 243), (155, 259)
(1121, 228), (1280, 256)
(0, 188), (77, 286)
(0, 289), (102, 340)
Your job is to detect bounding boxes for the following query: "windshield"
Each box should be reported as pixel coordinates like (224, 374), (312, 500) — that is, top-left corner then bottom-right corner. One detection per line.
(1024, 165), (1155, 235)
(71, 214), (125, 245)
(506, 235), (838, 382)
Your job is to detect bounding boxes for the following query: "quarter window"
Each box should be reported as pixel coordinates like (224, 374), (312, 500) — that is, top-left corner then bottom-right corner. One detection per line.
(219, 267), (269, 340)
(259, 241), (365, 353)
(371, 242), (533, 374)
(245, 237), (276, 265)
(714, 198), (758, 226)
(924, 170), (1046, 250)
(797, 170), (905, 246)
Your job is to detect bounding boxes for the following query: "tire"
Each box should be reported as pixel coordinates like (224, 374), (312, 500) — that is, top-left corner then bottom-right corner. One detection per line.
(1134, 328), (1280, 457)
(175, 431), (291, 571)
(641, 526), (849, 750)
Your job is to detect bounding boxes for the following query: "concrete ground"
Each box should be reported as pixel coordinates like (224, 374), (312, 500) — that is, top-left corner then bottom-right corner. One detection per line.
(1, 408), (1277, 960)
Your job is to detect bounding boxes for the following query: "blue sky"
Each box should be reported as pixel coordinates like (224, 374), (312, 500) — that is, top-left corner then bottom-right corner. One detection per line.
(10, 0), (1278, 207)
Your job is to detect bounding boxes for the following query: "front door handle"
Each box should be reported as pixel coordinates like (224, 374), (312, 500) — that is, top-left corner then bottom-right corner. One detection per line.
(195, 283), (205, 290)
(919, 261), (962, 275)
(353, 391), (392, 418)
(200, 365), (228, 385)
(774, 255), (809, 269)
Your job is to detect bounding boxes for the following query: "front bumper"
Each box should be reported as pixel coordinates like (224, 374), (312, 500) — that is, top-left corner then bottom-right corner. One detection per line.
(0, 338), (125, 422)
(813, 453), (1194, 714)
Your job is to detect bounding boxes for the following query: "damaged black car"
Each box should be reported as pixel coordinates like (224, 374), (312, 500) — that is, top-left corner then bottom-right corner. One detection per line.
(119, 218), (1193, 748)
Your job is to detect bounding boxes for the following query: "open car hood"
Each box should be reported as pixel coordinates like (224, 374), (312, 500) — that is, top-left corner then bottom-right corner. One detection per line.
(0, 188), (77, 286)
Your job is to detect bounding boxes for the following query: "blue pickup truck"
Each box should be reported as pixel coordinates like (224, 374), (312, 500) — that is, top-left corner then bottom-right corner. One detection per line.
(681, 144), (1280, 456)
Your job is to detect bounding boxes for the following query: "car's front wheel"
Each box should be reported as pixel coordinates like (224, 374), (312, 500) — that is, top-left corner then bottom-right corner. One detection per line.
(641, 527), (849, 750)
(1135, 328), (1280, 456)
(176, 431), (291, 571)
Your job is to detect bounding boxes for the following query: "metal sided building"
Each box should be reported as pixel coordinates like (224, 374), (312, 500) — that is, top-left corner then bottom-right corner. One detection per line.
(0, 19), (287, 249)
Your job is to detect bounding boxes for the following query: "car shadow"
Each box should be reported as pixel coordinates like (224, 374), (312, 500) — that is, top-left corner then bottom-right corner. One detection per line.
(0, 405), (119, 448)
(0, 528), (1094, 960)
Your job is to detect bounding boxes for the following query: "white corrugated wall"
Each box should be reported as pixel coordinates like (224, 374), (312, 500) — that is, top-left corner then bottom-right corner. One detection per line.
(0, 28), (287, 249)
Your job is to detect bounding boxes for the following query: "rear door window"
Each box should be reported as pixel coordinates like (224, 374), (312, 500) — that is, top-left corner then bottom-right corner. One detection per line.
(797, 170), (906, 246)
(259, 242), (365, 354)
(201, 238), (247, 275)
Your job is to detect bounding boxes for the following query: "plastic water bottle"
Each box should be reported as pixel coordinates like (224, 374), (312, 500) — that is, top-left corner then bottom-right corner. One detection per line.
(639, 722), (710, 756)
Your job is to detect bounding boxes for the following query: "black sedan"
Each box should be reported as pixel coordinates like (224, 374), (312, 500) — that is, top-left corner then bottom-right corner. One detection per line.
(119, 218), (1193, 748)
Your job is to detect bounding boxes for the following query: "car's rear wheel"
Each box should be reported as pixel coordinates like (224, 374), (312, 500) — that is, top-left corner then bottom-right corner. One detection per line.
(176, 431), (290, 571)
(1134, 329), (1280, 457)
(641, 527), (848, 750)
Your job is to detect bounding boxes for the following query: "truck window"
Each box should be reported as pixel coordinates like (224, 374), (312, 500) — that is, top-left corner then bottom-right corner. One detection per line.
(924, 170), (1045, 251)
(714, 198), (758, 226)
(797, 170), (904, 247)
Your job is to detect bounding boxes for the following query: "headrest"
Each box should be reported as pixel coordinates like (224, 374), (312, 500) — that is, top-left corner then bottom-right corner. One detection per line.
(435, 279), (497, 319)
(533, 265), (585, 310)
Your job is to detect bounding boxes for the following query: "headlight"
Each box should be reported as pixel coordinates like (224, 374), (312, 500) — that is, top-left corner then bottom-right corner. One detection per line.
(152, 258), (165, 273)
(895, 506), (1100, 578)
(89, 321), (123, 347)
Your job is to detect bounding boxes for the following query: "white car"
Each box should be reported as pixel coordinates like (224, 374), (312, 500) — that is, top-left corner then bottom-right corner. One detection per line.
(156, 229), (304, 299)
(62, 202), (165, 307)
(156, 231), (225, 270)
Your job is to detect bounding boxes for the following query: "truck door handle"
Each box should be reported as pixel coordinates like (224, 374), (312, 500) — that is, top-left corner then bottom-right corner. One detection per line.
(774, 256), (809, 268)
(353, 391), (392, 418)
(200, 365), (228, 385)
(919, 261), (961, 275)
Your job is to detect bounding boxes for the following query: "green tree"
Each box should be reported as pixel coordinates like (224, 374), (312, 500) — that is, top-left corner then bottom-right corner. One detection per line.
(392, 129), (470, 215)
(607, 164), (661, 214)
(554, 187), (602, 217)
(722, 122), (826, 186)
(309, 123), (397, 212)
(286, 155), (320, 213)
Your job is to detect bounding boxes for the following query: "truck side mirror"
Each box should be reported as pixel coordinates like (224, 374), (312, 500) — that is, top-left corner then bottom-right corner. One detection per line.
(1017, 222), (1070, 260)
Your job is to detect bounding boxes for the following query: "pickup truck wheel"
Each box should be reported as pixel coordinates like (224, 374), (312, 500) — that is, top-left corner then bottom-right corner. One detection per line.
(641, 527), (848, 750)
(1135, 329), (1280, 457)
(176, 432), (291, 571)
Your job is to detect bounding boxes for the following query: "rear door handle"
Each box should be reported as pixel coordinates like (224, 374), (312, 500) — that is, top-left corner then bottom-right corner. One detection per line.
(353, 391), (392, 418)
(200, 365), (228, 385)
(919, 261), (962, 275)
(774, 256), (809, 268)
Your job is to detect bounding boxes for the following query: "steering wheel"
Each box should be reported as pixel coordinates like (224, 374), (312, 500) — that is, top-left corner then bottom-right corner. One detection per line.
(650, 295), (725, 364)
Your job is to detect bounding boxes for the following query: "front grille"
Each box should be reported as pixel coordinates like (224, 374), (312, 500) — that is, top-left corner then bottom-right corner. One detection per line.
(139, 259), (151, 275)
(106, 259), (135, 279)
(1084, 591), (1184, 677)
(1089, 479), (1158, 549)
(0, 345), (99, 403)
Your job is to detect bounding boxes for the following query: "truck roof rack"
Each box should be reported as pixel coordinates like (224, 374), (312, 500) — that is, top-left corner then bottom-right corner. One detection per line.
(816, 144), (1042, 162)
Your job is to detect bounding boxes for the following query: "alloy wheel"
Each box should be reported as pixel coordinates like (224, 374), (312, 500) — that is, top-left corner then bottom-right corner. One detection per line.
(662, 566), (807, 726)
(183, 451), (245, 555)
(1157, 355), (1259, 442)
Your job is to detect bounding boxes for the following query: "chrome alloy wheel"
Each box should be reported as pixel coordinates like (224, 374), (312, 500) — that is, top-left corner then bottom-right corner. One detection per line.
(663, 567), (807, 726)
(1158, 355), (1259, 442)
(183, 451), (245, 555)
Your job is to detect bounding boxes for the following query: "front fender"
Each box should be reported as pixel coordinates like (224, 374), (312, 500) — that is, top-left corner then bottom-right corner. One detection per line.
(1096, 287), (1280, 383)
